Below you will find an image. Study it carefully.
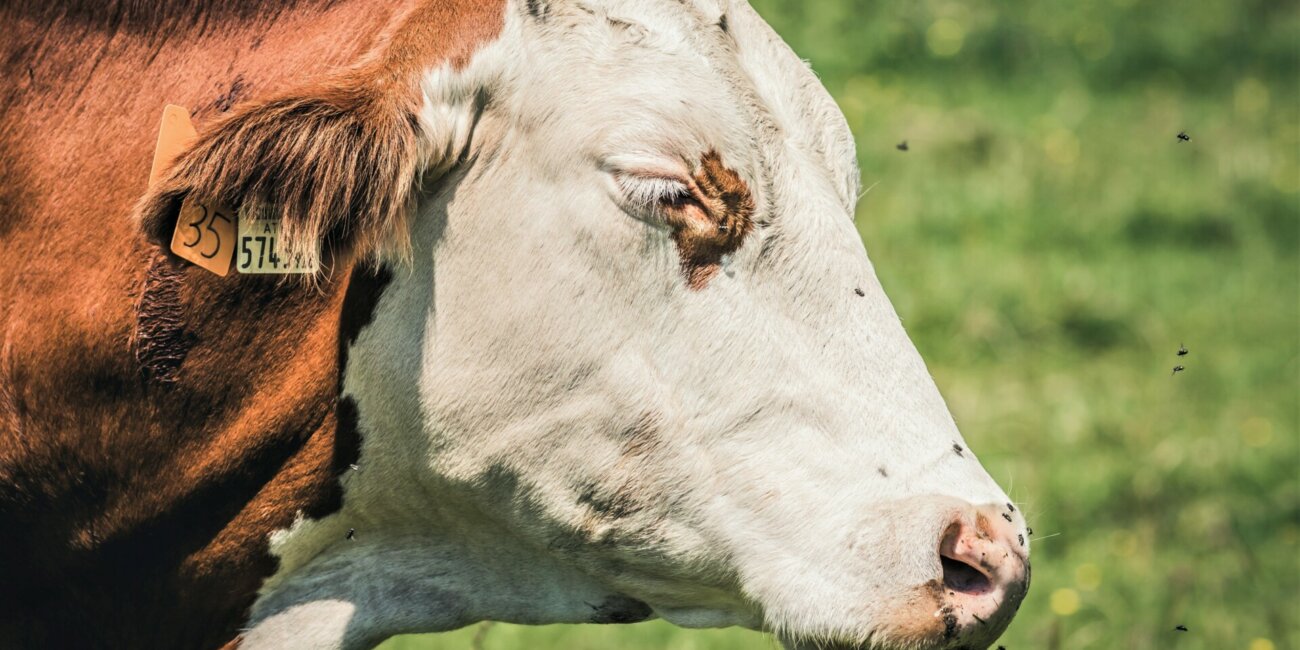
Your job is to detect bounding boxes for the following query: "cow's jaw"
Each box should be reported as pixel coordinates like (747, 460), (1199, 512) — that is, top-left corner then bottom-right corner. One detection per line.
(246, 2), (1029, 649)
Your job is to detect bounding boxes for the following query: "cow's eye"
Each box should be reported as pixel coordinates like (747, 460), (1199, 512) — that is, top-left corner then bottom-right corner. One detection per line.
(604, 157), (699, 224)
(615, 173), (694, 212)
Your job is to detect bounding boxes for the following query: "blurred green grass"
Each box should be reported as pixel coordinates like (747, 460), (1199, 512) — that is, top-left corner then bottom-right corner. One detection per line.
(383, 1), (1299, 648)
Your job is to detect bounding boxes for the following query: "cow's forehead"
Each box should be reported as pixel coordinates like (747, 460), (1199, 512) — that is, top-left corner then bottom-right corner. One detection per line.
(515, 2), (761, 141)
(493, 0), (855, 217)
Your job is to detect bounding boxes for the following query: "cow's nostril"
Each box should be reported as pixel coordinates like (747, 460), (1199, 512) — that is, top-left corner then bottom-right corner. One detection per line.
(941, 553), (992, 595)
(927, 504), (1031, 646)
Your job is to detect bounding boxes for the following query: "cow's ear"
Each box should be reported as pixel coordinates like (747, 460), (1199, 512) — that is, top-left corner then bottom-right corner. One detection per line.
(136, 83), (429, 272)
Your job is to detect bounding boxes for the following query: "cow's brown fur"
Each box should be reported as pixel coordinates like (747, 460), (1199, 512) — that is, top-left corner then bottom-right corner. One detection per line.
(0, 2), (502, 648)
(668, 150), (756, 290)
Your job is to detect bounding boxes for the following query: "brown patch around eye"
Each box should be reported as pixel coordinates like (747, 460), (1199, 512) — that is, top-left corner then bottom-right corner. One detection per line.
(665, 150), (755, 290)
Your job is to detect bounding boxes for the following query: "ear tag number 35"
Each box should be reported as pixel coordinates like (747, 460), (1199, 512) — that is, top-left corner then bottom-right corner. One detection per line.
(170, 198), (237, 276)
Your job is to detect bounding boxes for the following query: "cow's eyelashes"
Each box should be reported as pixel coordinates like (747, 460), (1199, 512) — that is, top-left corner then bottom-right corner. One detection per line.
(661, 186), (700, 209)
(605, 172), (702, 228)
(615, 173), (692, 210)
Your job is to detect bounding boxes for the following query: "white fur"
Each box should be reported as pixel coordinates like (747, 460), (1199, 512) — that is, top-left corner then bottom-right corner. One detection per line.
(243, 2), (1023, 648)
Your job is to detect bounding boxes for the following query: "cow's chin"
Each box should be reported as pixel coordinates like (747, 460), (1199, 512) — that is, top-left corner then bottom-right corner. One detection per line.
(645, 576), (1023, 650)
(774, 606), (1020, 650)
(780, 636), (1002, 650)
(650, 601), (1017, 650)
(769, 570), (1027, 650)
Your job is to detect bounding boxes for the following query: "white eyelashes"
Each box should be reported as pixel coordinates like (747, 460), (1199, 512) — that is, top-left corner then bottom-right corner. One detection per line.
(614, 172), (692, 211)
(602, 154), (698, 225)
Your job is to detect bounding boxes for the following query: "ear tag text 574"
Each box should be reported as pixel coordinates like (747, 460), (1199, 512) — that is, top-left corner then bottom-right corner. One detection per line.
(235, 212), (319, 274)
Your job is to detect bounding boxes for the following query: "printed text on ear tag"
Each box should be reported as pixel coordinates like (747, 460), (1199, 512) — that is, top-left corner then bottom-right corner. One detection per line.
(236, 212), (319, 274)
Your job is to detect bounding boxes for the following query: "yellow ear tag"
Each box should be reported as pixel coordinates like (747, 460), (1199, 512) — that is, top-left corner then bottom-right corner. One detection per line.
(152, 104), (236, 276)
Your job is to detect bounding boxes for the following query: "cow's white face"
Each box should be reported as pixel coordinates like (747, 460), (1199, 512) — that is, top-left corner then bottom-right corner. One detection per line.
(247, 2), (1029, 649)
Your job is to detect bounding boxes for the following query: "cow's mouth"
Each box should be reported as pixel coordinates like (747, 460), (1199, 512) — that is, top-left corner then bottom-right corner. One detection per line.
(940, 553), (992, 595)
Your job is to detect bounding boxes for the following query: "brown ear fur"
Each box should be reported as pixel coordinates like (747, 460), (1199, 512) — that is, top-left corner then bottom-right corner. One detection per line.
(137, 82), (423, 270)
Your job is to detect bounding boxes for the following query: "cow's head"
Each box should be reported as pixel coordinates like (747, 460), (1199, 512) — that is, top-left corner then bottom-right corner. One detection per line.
(140, 1), (1028, 648)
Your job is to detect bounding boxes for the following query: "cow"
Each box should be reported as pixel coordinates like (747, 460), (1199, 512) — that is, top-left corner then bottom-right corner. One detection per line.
(0, 1), (1030, 649)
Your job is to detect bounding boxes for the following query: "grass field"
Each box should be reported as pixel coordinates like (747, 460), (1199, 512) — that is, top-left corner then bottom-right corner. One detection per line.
(382, 1), (1298, 648)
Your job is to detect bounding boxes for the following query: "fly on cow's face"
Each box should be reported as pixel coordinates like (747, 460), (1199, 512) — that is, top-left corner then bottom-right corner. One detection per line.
(1177, 343), (1188, 356)
(854, 287), (865, 297)
(1001, 512), (1013, 523)
(346, 528), (355, 541)
(349, 463), (360, 471)
(1172, 365), (1185, 375)
(1177, 131), (1190, 142)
